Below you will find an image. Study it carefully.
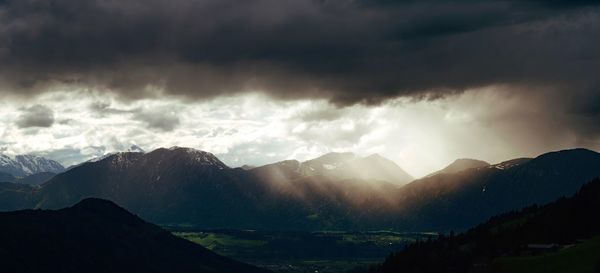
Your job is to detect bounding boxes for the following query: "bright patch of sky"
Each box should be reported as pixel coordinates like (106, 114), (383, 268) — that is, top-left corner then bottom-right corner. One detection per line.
(0, 86), (588, 177)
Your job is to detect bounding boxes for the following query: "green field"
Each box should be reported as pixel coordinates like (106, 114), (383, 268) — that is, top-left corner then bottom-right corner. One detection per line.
(176, 232), (268, 254)
(493, 237), (600, 273)
(174, 230), (436, 273)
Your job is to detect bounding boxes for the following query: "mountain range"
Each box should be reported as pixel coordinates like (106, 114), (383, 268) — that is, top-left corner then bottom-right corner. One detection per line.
(391, 149), (599, 230)
(0, 198), (270, 273)
(0, 147), (598, 232)
(0, 154), (64, 177)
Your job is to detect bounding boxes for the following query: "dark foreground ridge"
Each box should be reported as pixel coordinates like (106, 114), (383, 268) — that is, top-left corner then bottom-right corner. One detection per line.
(0, 198), (271, 273)
(369, 178), (600, 273)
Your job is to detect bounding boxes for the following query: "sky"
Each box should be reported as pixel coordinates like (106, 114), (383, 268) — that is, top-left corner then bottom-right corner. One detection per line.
(0, 0), (599, 177)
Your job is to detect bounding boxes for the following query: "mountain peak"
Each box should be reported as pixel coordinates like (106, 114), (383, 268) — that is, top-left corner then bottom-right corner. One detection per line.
(304, 152), (357, 165)
(524, 148), (600, 168)
(155, 147), (229, 169)
(428, 158), (490, 177)
(127, 145), (145, 153)
(0, 197), (270, 273)
(71, 197), (128, 213)
(536, 148), (598, 159)
(320, 151), (356, 159)
(364, 153), (390, 162)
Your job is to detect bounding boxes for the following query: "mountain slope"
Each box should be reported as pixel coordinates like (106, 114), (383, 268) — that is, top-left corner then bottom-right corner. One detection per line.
(39, 148), (403, 230)
(16, 172), (56, 186)
(0, 198), (270, 273)
(37, 148), (261, 227)
(427, 158), (490, 177)
(0, 154), (64, 177)
(65, 145), (146, 171)
(261, 152), (413, 186)
(0, 171), (16, 182)
(0, 182), (38, 211)
(369, 178), (600, 273)
(393, 148), (600, 231)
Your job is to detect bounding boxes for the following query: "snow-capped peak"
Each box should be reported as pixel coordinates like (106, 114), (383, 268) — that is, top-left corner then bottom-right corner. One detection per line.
(166, 147), (228, 169)
(127, 145), (145, 153)
(0, 153), (65, 177)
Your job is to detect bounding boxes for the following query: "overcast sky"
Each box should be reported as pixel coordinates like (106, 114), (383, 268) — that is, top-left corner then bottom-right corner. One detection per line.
(0, 0), (599, 177)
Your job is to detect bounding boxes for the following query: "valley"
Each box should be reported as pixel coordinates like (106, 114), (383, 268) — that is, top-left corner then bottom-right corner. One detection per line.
(174, 229), (437, 273)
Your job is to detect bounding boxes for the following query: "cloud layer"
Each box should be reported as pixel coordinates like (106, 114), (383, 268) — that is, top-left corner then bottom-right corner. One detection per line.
(0, 88), (597, 177)
(0, 0), (598, 102)
(16, 104), (55, 128)
(0, 0), (598, 174)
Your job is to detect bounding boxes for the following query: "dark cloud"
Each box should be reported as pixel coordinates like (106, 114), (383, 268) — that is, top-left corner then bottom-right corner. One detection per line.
(299, 107), (347, 122)
(0, 0), (599, 137)
(88, 102), (135, 117)
(16, 104), (55, 128)
(133, 109), (180, 132)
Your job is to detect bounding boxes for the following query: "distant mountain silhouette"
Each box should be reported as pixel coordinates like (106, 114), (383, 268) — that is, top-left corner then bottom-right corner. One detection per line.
(392, 148), (600, 231)
(427, 158), (490, 177)
(369, 177), (600, 273)
(252, 151), (413, 184)
(0, 198), (270, 273)
(0, 147), (598, 231)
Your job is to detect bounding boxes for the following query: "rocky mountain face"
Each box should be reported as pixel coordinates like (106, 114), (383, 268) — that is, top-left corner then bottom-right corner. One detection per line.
(0, 198), (270, 273)
(0, 154), (64, 177)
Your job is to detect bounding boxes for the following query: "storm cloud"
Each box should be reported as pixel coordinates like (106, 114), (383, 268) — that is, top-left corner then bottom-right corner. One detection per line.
(0, 0), (597, 100)
(0, 0), (599, 146)
(133, 109), (180, 132)
(16, 104), (55, 128)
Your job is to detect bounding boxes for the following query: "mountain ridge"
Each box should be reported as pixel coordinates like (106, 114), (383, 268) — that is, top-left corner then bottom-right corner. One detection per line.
(0, 147), (597, 232)
(369, 177), (600, 273)
(0, 154), (64, 177)
(0, 197), (271, 273)
(427, 158), (490, 177)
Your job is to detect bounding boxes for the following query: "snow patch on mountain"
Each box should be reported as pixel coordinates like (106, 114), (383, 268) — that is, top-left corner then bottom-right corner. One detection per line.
(0, 154), (64, 177)
(168, 147), (228, 169)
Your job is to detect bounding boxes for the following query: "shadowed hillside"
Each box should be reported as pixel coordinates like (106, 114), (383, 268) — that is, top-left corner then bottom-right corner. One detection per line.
(0, 198), (270, 273)
(369, 178), (600, 273)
